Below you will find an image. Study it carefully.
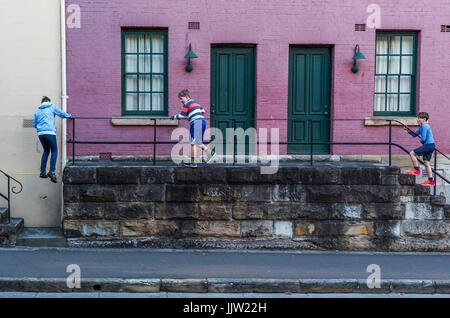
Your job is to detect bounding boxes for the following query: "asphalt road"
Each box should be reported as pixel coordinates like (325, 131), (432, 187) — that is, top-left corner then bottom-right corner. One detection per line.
(1, 248), (450, 280)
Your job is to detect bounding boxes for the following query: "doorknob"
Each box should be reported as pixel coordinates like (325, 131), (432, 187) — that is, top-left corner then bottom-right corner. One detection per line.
(211, 104), (215, 114)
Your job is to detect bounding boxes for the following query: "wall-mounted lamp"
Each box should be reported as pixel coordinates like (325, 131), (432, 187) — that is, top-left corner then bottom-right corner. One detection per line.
(184, 43), (198, 72)
(351, 44), (366, 73)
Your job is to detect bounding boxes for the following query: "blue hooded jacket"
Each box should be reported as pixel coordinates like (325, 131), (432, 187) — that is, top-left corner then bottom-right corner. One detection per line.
(33, 102), (71, 134)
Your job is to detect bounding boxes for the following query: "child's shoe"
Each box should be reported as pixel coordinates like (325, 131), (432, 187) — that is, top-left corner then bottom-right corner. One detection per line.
(407, 168), (421, 175)
(40, 171), (48, 178)
(47, 171), (57, 183)
(183, 162), (198, 168)
(206, 151), (217, 164)
(421, 179), (435, 186)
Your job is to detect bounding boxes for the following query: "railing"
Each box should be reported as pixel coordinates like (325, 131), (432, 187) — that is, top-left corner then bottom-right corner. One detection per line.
(67, 117), (450, 196)
(0, 169), (23, 224)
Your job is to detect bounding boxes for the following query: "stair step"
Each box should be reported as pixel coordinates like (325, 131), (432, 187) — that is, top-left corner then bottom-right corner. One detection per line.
(16, 227), (67, 247)
(0, 208), (7, 223)
(0, 218), (24, 237)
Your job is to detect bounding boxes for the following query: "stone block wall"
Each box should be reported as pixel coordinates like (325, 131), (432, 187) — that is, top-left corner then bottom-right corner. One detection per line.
(63, 164), (450, 251)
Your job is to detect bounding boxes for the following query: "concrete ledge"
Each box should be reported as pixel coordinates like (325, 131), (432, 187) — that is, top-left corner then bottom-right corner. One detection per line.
(1, 277), (450, 294)
(111, 117), (178, 126)
(364, 117), (419, 127)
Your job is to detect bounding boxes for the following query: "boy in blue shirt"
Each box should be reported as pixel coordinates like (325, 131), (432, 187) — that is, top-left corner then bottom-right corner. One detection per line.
(33, 96), (72, 183)
(404, 112), (436, 186)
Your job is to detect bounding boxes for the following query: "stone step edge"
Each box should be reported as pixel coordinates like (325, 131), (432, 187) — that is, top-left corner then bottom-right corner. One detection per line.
(0, 277), (449, 294)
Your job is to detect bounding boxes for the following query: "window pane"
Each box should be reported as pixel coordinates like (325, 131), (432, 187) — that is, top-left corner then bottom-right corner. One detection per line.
(152, 35), (164, 53)
(402, 36), (413, 54)
(125, 35), (137, 53)
(376, 56), (387, 74)
(375, 76), (386, 93)
(400, 76), (411, 93)
(139, 55), (151, 73)
(125, 55), (137, 72)
(399, 94), (411, 112)
(401, 56), (412, 74)
(152, 75), (164, 92)
(387, 94), (398, 111)
(152, 55), (164, 73)
(387, 76), (398, 93)
(139, 75), (151, 92)
(376, 36), (388, 54)
(389, 56), (400, 74)
(152, 93), (164, 111)
(374, 94), (386, 112)
(126, 93), (138, 111)
(126, 75), (138, 91)
(389, 36), (401, 54)
(139, 35), (151, 53)
(139, 93), (151, 111)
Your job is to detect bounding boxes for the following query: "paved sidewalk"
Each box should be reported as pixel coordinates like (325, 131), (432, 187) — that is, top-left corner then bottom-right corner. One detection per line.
(1, 247), (450, 293)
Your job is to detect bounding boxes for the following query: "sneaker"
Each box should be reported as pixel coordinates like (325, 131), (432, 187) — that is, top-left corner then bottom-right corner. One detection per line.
(407, 168), (421, 175)
(206, 152), (217, 164)
(47, 171), (57, 183)
(421, 179), (435, 186)
(182, 162), (198, 168)
(40, 172), (48, 178)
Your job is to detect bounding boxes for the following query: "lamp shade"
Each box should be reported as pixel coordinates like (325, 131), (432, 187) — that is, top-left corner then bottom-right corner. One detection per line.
(184, 43), (198, 59)
(353, 45), (365, 60)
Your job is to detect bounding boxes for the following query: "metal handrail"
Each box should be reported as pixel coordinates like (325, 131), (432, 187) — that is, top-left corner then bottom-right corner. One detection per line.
(67, 117), (450, 195)
(0, 169), (23, 224)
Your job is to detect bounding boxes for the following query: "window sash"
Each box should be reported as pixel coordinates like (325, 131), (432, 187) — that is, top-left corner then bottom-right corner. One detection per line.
(374, 33), (417, 116)
(122, 30), (168, 116)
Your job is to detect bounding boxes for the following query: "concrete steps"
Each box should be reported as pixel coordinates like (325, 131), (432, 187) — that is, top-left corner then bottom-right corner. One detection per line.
(0, 208), (7, 223)
(0, 218), (24, 237)
(16, 227), (67, 247)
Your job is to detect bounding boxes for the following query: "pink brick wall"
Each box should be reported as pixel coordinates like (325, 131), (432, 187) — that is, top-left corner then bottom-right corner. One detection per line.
(66, 0), (450, 157)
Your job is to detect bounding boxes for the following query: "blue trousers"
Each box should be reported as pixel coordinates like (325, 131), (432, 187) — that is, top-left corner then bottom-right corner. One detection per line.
(39, 134), (57, 173)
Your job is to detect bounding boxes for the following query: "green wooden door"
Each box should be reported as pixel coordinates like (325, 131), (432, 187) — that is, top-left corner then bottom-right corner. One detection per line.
(288, 47), (331, 154)
(211, 46), (255, 155)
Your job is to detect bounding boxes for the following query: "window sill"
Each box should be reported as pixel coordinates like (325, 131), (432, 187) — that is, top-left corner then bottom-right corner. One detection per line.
(364, 116), (419, 126)
(111, 117), (179, 126)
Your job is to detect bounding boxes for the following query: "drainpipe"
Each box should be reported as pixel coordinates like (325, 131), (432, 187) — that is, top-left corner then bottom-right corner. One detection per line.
(60, 0), (68, 226)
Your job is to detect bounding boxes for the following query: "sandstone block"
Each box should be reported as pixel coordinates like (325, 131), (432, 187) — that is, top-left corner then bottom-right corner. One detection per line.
(198, 203), (232, 220)
(97, 167), (140, 184)
(64, 202), (104, 220)
(120, 220), (179, 237)
(141, 167), (174, 184)
(116, 184), (165, 202)
(154, 203), (198, 219)
(166, 184), (200, 202)
(175, 167), (227, 184)
(180, 221), (240, 238)
(63, 220), (119, 237)
(241, 220), (273, 238)
(104, 202), (153, 220)
(294, 221), (374, 237)
(401, 220), (450, 238)
(63, 167), (97, 184)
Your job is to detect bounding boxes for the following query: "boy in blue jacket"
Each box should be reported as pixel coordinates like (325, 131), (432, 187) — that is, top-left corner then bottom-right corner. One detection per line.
(33, 96), (72, 183)
(404, 112), (436, 186)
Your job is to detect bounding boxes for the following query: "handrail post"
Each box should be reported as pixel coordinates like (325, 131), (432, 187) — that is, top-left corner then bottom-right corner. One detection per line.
(153, 119), (157, 166)
(7, 176), (10, 224)
(434, 149), (437, 196)
(72, 118), (75, 165)
(310, 119), (313, 166)
(233, 120), (236, 166)
(389, 120), (392, 166)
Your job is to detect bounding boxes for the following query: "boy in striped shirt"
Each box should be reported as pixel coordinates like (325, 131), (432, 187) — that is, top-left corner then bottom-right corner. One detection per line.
(170, 89), (216, 167)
